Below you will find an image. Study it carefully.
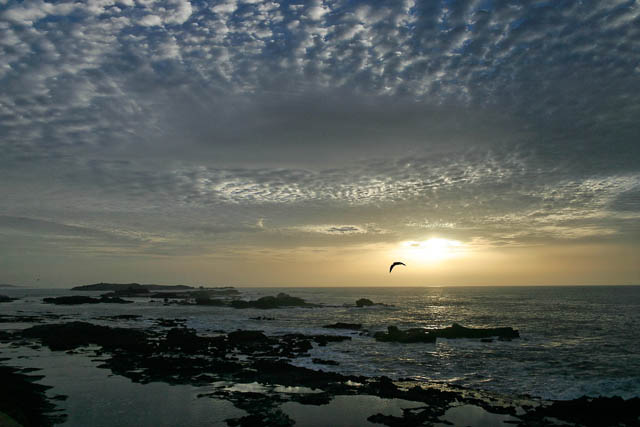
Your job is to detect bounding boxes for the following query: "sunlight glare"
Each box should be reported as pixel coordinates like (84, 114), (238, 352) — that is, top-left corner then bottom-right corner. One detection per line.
(398, 238), (465, 264)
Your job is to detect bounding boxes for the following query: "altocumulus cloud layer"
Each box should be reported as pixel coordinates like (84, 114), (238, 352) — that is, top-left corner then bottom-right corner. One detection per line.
(0, 0), (639, 284)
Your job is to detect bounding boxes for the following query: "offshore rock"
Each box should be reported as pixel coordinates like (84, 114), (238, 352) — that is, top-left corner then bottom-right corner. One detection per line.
(355, 298), (375, 307)
(374, 323), (520, 343)
(0, 295), (17, 303)
(194, 297), (226, 306)
(230, 293), (317, 309)
(429, 323), (520, 340)
(42, 295), (133, 305)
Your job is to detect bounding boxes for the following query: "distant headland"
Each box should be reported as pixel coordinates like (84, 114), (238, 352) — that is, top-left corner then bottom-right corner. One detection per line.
(0, 284), (20, 288)
(71, 282), (196, 291)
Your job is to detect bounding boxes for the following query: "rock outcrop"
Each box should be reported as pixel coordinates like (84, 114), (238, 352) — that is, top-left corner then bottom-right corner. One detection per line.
(230, 293), (317, 309)
(374, 323), (520, 343)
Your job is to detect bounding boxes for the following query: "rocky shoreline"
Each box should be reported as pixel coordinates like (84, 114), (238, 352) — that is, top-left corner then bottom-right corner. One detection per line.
(2, 314), (639, 426)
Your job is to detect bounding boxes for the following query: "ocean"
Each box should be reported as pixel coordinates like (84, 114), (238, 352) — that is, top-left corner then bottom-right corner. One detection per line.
(1, 285), (639, 425)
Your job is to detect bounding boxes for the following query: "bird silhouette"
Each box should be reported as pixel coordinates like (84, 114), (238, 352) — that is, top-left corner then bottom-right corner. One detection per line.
(389, 261), (406, 273)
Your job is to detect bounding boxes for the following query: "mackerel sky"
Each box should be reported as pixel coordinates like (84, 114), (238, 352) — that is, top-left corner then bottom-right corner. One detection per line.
(1, 0), (639, 286)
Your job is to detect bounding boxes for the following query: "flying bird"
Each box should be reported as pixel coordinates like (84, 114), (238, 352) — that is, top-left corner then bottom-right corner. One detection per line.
(389, 261), (406, 273)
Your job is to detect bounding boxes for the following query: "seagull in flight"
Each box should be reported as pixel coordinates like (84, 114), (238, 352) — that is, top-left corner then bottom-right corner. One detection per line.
(389, 261), (406, 273)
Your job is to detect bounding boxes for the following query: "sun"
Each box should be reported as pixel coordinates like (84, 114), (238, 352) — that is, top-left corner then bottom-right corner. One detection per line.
(397, 238), (465, 263)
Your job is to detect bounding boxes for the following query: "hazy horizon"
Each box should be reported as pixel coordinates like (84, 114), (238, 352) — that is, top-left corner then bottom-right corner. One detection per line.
(1, 0), (639, 287)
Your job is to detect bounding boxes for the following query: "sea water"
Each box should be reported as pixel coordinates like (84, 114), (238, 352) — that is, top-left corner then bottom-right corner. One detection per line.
(1, 286), (639, 403)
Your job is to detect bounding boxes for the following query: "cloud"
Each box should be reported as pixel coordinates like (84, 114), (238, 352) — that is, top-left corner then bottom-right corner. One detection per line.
(0, 0), (639, 272)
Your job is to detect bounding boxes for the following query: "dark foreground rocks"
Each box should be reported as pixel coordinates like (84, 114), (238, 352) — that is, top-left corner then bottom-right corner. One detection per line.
(21, 322), (148, 351)
(7, 319), (640, 427)
(0, 365), (65, 426)
(374, 323), (520, 343)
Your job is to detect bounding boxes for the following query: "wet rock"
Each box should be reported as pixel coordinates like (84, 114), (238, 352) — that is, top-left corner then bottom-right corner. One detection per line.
(42, 296), (133, 305)
(323, 322), (362, 330)
(231, 293), (318, 309)
(43, 296), (100, 305)
(374, 326), (436, 343)
(355, 298), (390, 307)
(21, 321), (149, 352)
(194, 297), (226, 306)
(164, 328), (209, 352)
(0, 295), (17, 303)
(356, 298), (375, 307)
(228, 330), (269, 344)
(374, 323), (520, 343)
(154, 318), (187, 328)
(0, 365), (66, 426)
(428, 323), (520, 340)
(522, 395), (640, 426)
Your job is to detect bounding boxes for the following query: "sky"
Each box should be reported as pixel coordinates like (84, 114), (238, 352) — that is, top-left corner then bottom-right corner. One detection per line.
(1, 0), (639, 287)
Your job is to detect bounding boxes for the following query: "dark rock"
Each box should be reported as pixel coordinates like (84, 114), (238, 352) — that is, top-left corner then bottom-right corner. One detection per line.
(42, 295), (133, 305)
(523, 395), (640, 426)
(231, 293), (317, 309)
(99, 296), (134, 304)
(194, 297), (226, 306)
(0, 295), (17, 303)
(355, 298), (390, 307)
(429, 323), (520, 340)
(374, 323), (520, 343)
(310, 335), (351, 346)
(43, 296), (101, 305)
(356, 298), (375, 307)
(227, 330), (269, 344)
(21, 321), (148, 352)
(154, 318), (187, 328)
(0, 365), (66, 426)
(164, 328), (208, 352)
(374, 326), (436, 343)
(72, 282), (193, 291)
(323, 322), (362, 330)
